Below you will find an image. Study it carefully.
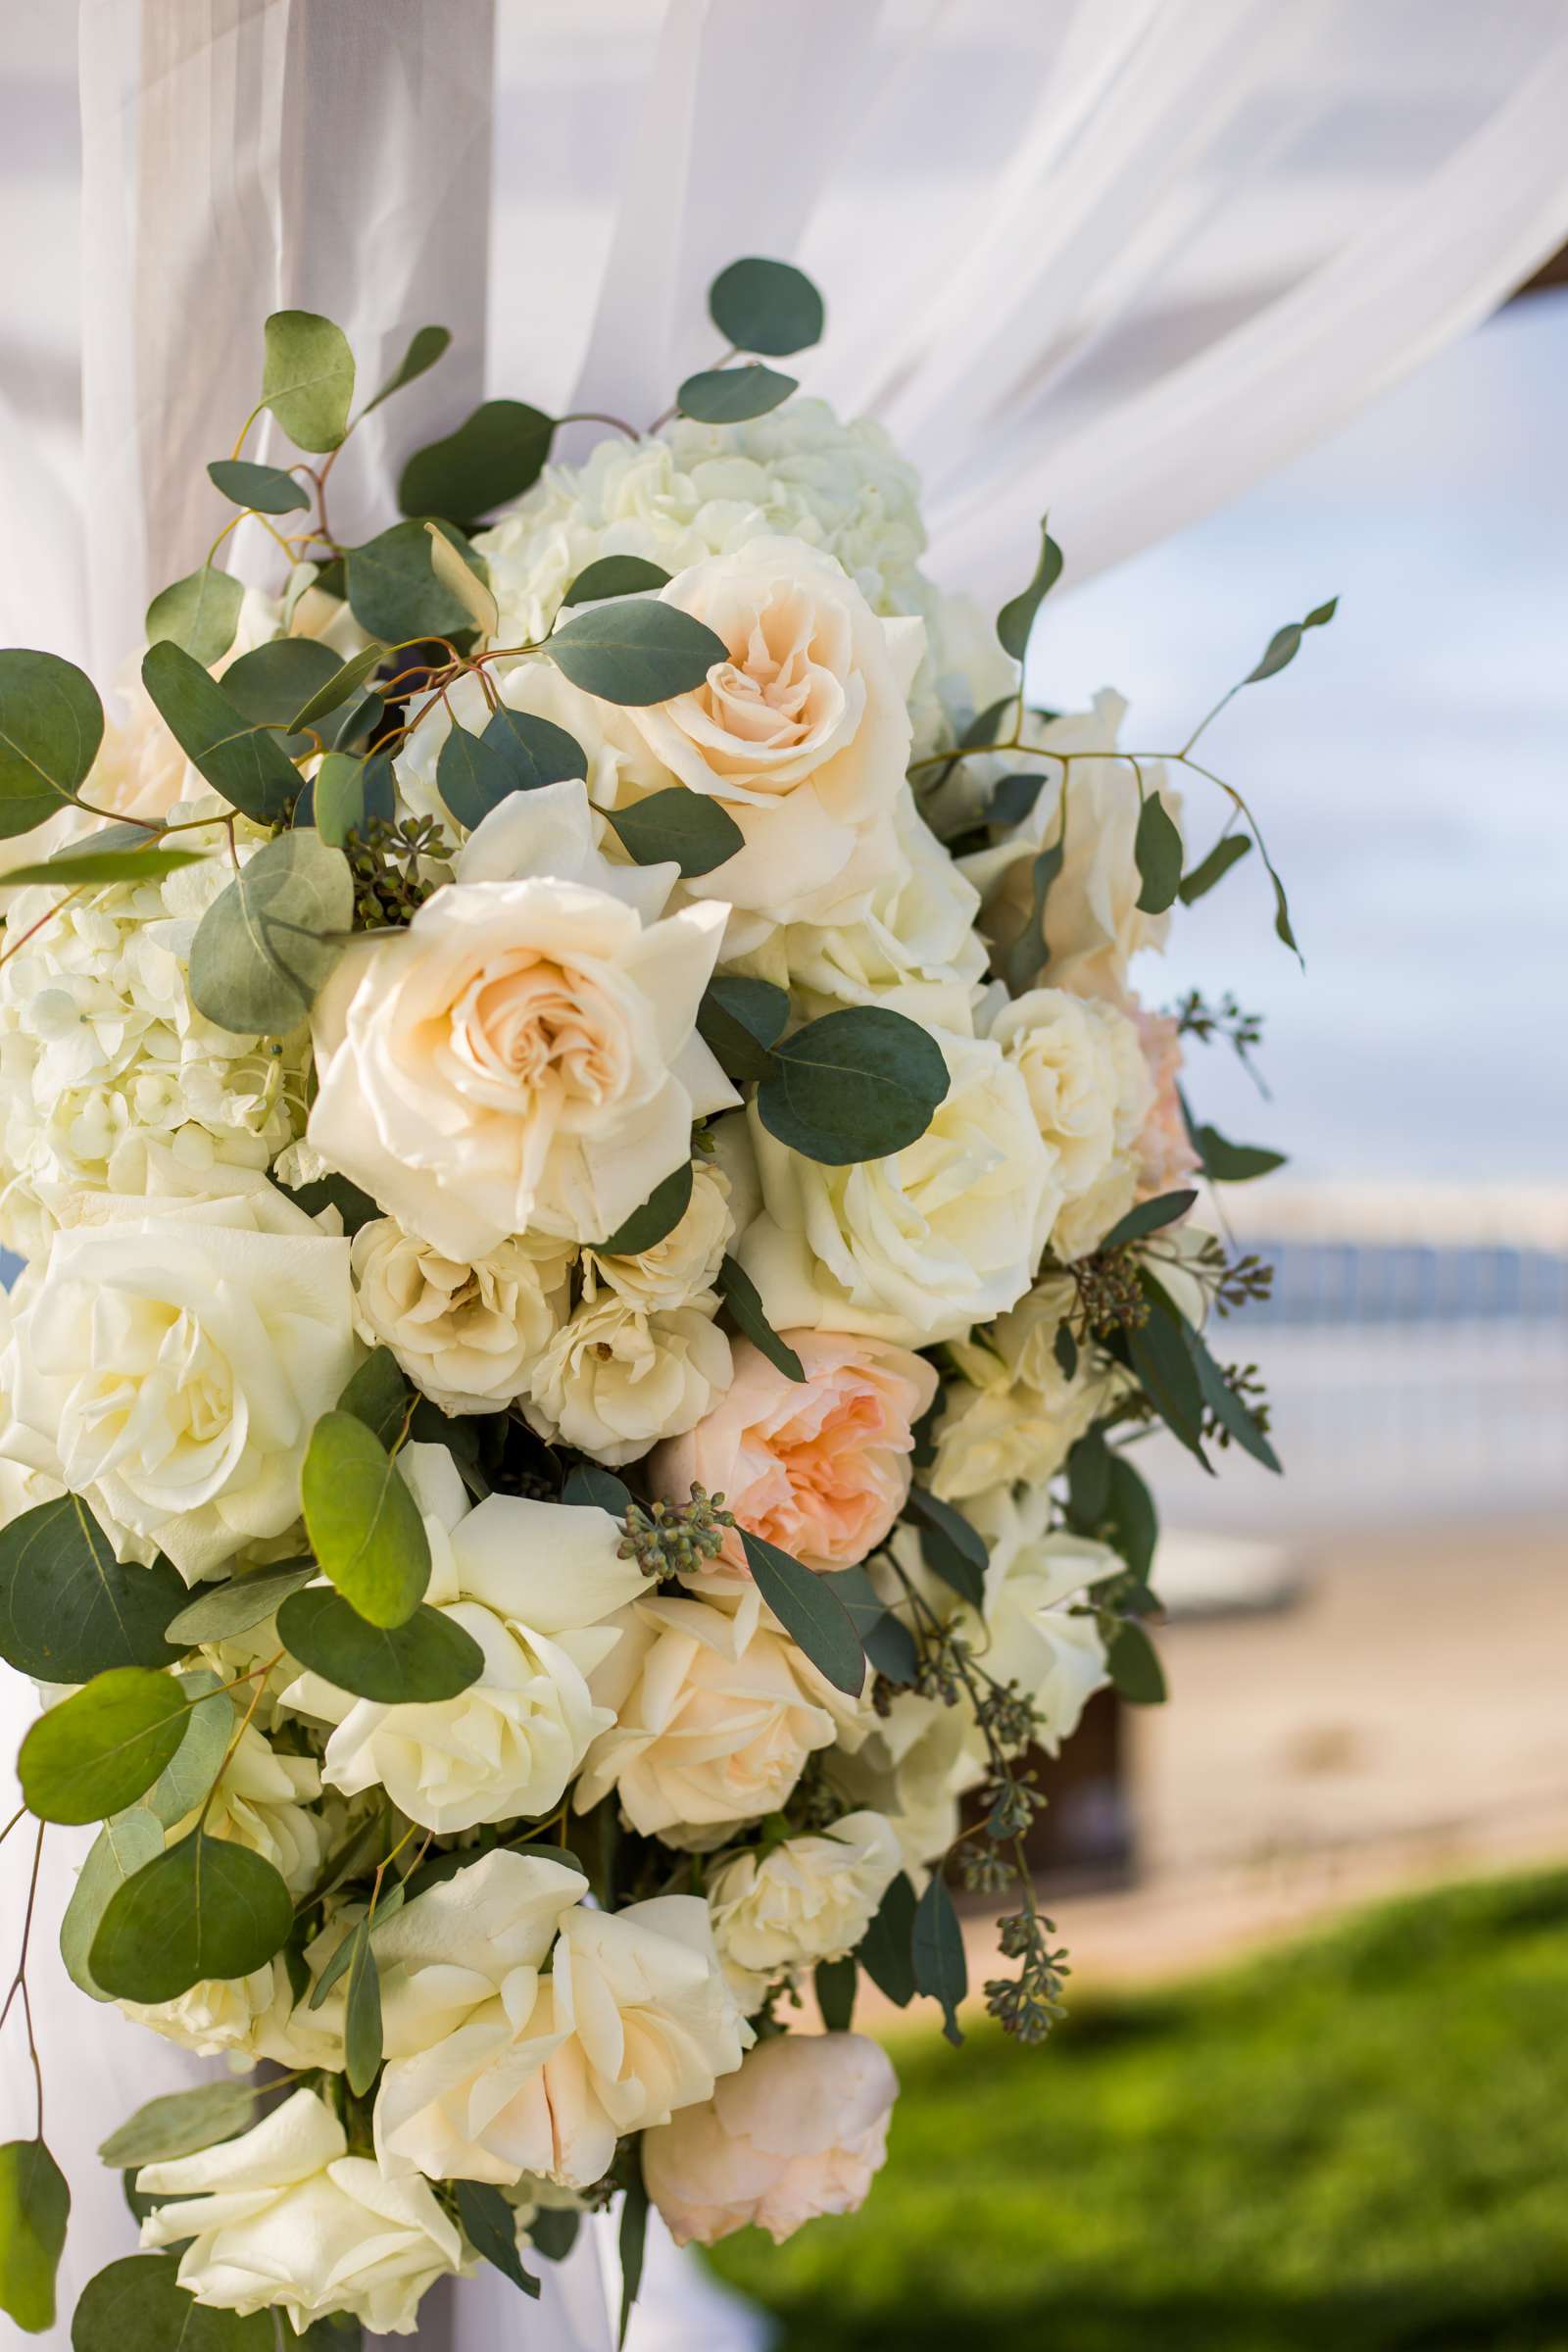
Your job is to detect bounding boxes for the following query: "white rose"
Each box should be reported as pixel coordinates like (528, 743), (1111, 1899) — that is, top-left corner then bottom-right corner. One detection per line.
(578, 1158), (732, 1312)
(307, 779), (735, 1258)
(962, 1484), (1113, 1753)
(520, 1293), (731, 1466)
(351, 1217), (573, 1414)
(576, 1579), (864, 1846)
(137, 2087), (466, 2337)
(828, 1690), (982, 1872)
(0, 1179), (355, 1580)
(122, 1955), (342, 2071)
(645, 2031), (897, 2247)
(737, 1030), (1054, 1348)
(986, 985), (1153, 1259)
(707, 1812), (903, 2007)
(284, 1444), (650, 1834)
(930, 1278), (1125, 1503)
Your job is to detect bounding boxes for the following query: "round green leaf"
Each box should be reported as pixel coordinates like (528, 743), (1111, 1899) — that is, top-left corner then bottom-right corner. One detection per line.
(288, 640), (387, 732)
(709, 256), (825, 356)
(164, 1562), (314, 1649)
(481, 705), (588, 790)
(398, 400), (554, 523)
(138, 1679), (234, 1829)
(0, 1495), (185, 1682)
(0, 2139), (69, 2332)
(346, 518), (484, 644)
(0, 845), (202, 889)
(912, 1871), (967, 2046)
(561, 556), (671, 608)
(88, 1830), (293, 2004)
(599, 1159), (693, 1254)
(98, 2080), (257, 2169)
(60, 1809), (165, 1999)
(0, 649), (104, 838)
(1134, 790), (1184, 914)
(300, 1411), (431, 1627)
(221, 636), (343, 759)
(603, 785), (743, 875)
(276, 1588), (484, 1703)
(187, 827), (352, 1036)
(263, 309), (356, 452)
(361, 323), (453, 418)
(756, 1005), (950, 1165)
(19, 1667), (189, 1825)
(206, 458), (311, 515)
(1105, 1617), (1167, 1705)
(140, 641), (303, 825)
(145, 565), (244, 668)
(697, 975), (790, 1083)
(677, 364), (797, 422)
(548, 601), (726, 707)
(72, 2252), (275, 2350)
(996, 516), (1064, 662)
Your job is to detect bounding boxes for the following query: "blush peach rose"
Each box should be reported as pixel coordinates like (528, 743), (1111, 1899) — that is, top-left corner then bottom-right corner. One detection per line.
(652, 1332), (938, 1574)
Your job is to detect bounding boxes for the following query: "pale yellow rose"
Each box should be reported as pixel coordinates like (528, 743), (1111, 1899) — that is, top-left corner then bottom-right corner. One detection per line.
(520, 1293), (732, 1466)
(350, 1217), (573, 1414)
(930, 1277), (1125, 1503)
(707, 1811), (903, 2007)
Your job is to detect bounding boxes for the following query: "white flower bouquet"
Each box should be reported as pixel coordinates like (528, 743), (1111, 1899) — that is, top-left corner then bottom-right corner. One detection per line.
(0, 258), (1325, 2342)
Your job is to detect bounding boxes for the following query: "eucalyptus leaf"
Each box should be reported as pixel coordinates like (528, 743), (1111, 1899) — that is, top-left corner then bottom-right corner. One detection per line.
(98, 2081), (257, 2169)
(549, 601), (726, 707)
(529, 2207), (581, 2263)
(825, 1567), (917, 1686)
(289, 640), (387, 731)
(0, 845), (201, 888)
(435, 725), (518, 832)
(140, 642), (302, 824)
(996, 516), (1063, 662)
(483, 704), (588, 788)
(599, 1160), (693, 1255)
(1105, 1451), (1158, 1583)
(0, 1495), (184, 1682)
(987, 770), (1049, 829)
(310, 751), (371, 846)
(300, 1410), (431, 1627)
(0, 649), (104, 837)
(1105, 1617), (1167, 1705)
(1181, 1102), (1285, 1184)
(221, 636), (342, 758)
(1244, 597), (1338, 685)
(276, 1588), (485, 1704)
(1000, 836), (1064, 996)
(60, 1807), (165, 2000)
(715, 1255), (805, 1382)
(457, 2180), (541, 2297)
(164, 1563), (315, 1648)
(617, 2159), (650, 2348)
(677, 364), (797, 422)
(187, 827), (350, 1036)
(72, 2252), (275, 2350)
(1134, 789), (1184, 915)
(263, 309), (356, 452)
(1054, 1321), (1079, 1380)
(398, 400), (554, 522)
(815, 1954), (857, 2032)
(360, 323), (452, 418)
(89, 1831), (293, 2003)
(604, 786), (743, 875)
(18, 1668), (189, 1825)
(0, 2138), (69, 2332)
(1066, 1428), (1112, 1530)
(562, 556), (671, 608)
(336, 1348), (412, 1446)
(739, 1530), (864, 1697)
(1124, 1292), (1210, 1469)
(902, 1487), (987, 1610)
(279, 1168), (380, 1233)
(424, 519), (499, 635)
(1099, 1189), (1198, 1250)
(912, 1873), (967, 2046)
(145, 566), (244, 667)
(709, 256), (824, 356)
(343, 1920), (383, 2096)
(206, 458), (311, 515)
(696, 974), (789, 1083)
(1181, 1317), (1282, 1474)
(1179, 831), (1251, 905)
(138, 1678), (235, 1829)
(346, 518), (484, 645)
(562, 1464), (632, 1514)
(757, 1005), (949, 1165)
(858, 1871), (917, 2007)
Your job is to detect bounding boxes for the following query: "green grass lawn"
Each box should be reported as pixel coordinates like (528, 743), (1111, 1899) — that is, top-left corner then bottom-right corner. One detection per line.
(707, 1872), (1568, 2352)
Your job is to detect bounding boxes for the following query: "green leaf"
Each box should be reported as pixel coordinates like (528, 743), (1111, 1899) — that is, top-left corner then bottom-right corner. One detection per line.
(346, 517), (484, 644)
(739, 1530), (864, 1697)
(336, 1348), (412, 1446)
(1179, 832), (1251, 905)
(138, 1677), (234, 1828)
(1243, 597), (1338, 686)
(530, 2206), (581, 2263)
(1066, 1428), (1112, 1530)
(263, 309), (356, 452)
(827, 1567), (916, 1685)
(600, 1160), (693, 1254)
(344, 1919), (383, 2097)
(60, 1808), (165, 1999)
(205, 458), (310, 515)
(18, 1668), (188, 1825)
(456, 2179), (541, 2298)
(617, 2155), (650, 2348)
(221, 636), (343, 759)
(308, 1888), (404, 2010)
(482, 704), (587, 790)
(301, 1410), (430, 1627)
(902, 1487), (987, 1610)
(1105, 1451), (1158, 1584)
(562, 556), (671, 608)
(0, 1496), (184, 1682)
(709, 257), (825, 357)
(89, 1831), (293, 2003)
(549, 600), (728, 707)
(1124, 1292), (1210, 1469)
(1182, 1103), (1285, 1184)
(1098, 1188), (1198, 1250)
(0, 845), (201, 889)
(0, 2139), (68, 2333)
(562, 1464), (632, 1513)
(398, 400), (554, 522)
(987, 770), (1049, 830)
(677, 364), (797, 422)
(279, 1168), (380, 1233)
(98, 2081), (256, 2169)
(0, 649), (104, 838)
(164, 1562), (315, 1648)
(757, 1005), (949, 1165)
(434, 726), (514, 832)
(996, 517), (1063, 662)
(140, 641), (302, 825)
(72, 2252), (274, 2350)
(309, 751), (368, 846)
(276, 1588), (484, 1703)
(1180, 1318), (1282, 1474)
(1105, 1617), (1166, 1705)
(858, 1872), (917, 2007)
(187, 827), (352, 1036)
(1000, 835), (1064, 997)
(1134, 790), (1184, 915)
(815, 1954), (857, 2031)
(912, 1873), (967, 2046)
(289, 640), (386, 731)
(1054, 1321), (1079, 1380)
(360, 324), (452, 418)
(145, 566), (244, 668)
(604, 786), (743, 876)
(697, 974), (789, 1083)
(715, 1255), (805, 1381)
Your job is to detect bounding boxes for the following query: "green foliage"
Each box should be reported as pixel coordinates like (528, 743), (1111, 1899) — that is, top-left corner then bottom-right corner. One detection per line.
(335, 1348), (412, 1446)
(562, 556), (671, 607)
(73, 2252), (274, 2348)
(346, 517), (484, 643)
(289, 639), (386, 730)
(205, 458), (310, 514)
(709, 257), (825, 357)
(1184, 1115), (1285, 1184)
(739, 1530), (864, 1696)
(1178, 831), (1251, 905)
(89, 1831), (293, 2004)
(360, 323), (452, 417)
(830, 1566), (918, 1686)
(300, 1410), (431, 1625)
(436, 704), (587, 830)
(912, 1873), (967, 2046)
(996, 517), (1063, 662)
(816, 1955), (858, 2031)
(858, 1871), (917, 2007)
(59, 1807), (164, 1999)
(600, 1160), (693, 1254)
(902, 1487), (987, 1610)
(603, 785), (744, 875)
(138, 1677), (233, 1828)
(563, 1464), (633, 1514)
(1245, 597), (1338, 685)
(343, 1919), (383, 2096)
(0, 650), (104, 838)
(98, 2081), (256, 2169)
(1104, 1451), (1158, 1583)
(140, 641), (302, 824)
(698, 973), (790, 1082)
(1098, 1189), (1198, 1250)
(757, 1006), (949, 1164)
(0, 2139), (68, 2332)
(1104, 1618), (1166, 1705)
(1000, 836), (1064, 996)
(145, 565), (244, 666)
(677, 363), (797, 421)
(0, 1495), (184, 1682)
(1133, 789), (1184, 914)
(548, 599), (727, 707)
(0, 845), (201, 888)
(187, 826), (351, 1036)
(308, 750), (369, 846)
(618, 2154), (650, 2347)
(262, 309), (355, 452)
(456, 2179), (541, 2297)
(221, 635), (342, 757)
(164, 1562), (314, 1648)
(276, 1588), (484, 1704)
(398, 399), (554, 522)
(18, 1669), (189, 1825)
(715, 1254), (805, 1381)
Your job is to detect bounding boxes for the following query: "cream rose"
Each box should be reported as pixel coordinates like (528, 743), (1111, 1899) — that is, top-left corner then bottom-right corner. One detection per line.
(284, 1444), (650, 1834)
(707, 1812), (903, 2007)
(653, 1332), (937, 1574)
(307, 780), (735, 1257)
(578, 1158), (733, 1312)
(137, 2088), (466, 2337)
(828, 1689), (982, 1872)
(644, 2032), (898, 2247)
(930, 1277), (1125, 1503)
(737, 1030), (1054, 1348)
(986, 985), (1153, 1260)
(351, 1217), (573, 1414)
(520, 1293), (731, 1466)
(961, 1485), (1113, 1754)
(0, 1178), (354, 1581)
(122, 1954), (343, 2071)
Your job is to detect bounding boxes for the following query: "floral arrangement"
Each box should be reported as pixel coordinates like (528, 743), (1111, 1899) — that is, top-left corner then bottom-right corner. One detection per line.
(0, 258), (1324, 2343)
